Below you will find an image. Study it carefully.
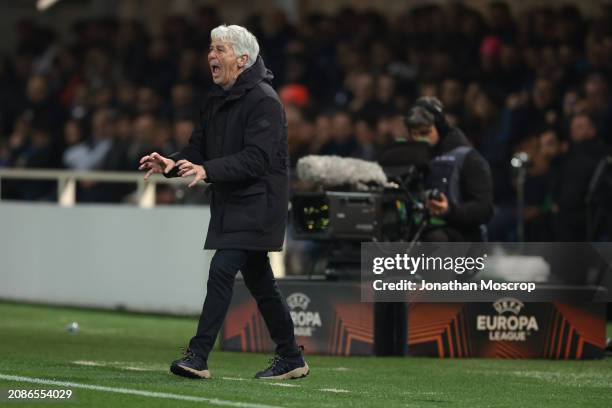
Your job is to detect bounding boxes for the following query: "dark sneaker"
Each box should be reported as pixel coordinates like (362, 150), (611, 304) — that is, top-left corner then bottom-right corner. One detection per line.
(255, 347), (309, 380)
(170, 348), (211, 379)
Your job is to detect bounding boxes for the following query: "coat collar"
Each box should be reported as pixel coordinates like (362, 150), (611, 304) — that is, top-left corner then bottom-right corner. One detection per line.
(210, 55), (273, 101)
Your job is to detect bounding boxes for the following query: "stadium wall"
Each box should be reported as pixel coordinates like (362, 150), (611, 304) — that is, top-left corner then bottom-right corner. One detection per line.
(0, 202), (212, 314)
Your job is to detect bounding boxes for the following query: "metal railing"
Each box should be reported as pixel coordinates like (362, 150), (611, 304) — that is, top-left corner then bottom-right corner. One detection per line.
(0, 168), (198, 208)
(0, 167), (287, 276)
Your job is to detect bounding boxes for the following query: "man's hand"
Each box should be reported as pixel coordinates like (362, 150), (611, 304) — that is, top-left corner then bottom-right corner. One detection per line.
(177, 159), (207, 188)
(139, 152), (176, 180)
(426, 192), (449, 217)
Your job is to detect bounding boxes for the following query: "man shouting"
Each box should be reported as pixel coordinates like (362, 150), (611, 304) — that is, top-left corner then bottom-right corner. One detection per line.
(139, 24), (308, 380)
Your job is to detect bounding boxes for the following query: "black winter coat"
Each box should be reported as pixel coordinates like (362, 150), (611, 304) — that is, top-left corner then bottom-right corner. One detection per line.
(554, 137), (607, 241)
(434, 127), (494, 241)
(168, 56), (289, 251)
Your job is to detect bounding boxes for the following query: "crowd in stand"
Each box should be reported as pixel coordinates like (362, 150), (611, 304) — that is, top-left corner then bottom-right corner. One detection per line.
(0, 3), (611, 240)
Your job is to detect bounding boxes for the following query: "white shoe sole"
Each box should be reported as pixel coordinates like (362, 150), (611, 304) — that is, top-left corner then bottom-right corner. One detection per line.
(171, 364), (211, 379)
(257, 363), (310, 380)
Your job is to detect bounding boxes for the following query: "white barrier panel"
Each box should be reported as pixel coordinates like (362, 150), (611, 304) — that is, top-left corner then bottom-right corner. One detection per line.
(0, 202), (213, 314)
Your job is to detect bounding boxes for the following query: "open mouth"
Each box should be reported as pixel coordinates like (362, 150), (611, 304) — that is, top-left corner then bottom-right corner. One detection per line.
(211, 64), (221, 76)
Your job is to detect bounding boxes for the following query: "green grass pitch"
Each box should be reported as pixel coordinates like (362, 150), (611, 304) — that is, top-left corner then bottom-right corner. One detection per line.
(0, 302), (611, 407)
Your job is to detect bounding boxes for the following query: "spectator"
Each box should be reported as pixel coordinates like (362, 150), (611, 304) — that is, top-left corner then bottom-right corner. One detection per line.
(554, 113), (607, 241)
(520, 126), (562, 241)
(63, 108), (113, 170)
(17, 75), (64, 137)
(440, 77), (465, 126)
(353, 117), (377, 161)
(310, 112), (333, 155)
(174, 118), (194, 151)
(8, 121), (56, 200)
(170, 83), (196, 120)
(286, 105), (311, 167)
(583, 73), (612, 143)
(319, 111), (357, 157)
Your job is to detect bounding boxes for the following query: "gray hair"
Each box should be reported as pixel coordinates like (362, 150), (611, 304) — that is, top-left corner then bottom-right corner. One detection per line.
(210, 25), (260, 69)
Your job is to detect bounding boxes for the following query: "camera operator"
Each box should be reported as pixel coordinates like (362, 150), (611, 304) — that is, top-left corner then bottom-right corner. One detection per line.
(405, 97), (494, 242)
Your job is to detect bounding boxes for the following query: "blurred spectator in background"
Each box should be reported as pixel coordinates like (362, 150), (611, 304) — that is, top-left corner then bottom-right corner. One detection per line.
(5, 117), (57, 199)
(519, 125), (563, 241)
(174, 118), (195, 151)
(63, 109), (113, 170)
(582, 73), (612, 143)
(286, 105), (311, 167)
(554, 113), (607, 241)
(440, 78), (466, 126)
(170, 83), (197, 120)
(319, 111), (357, 157)
(353, 117), (378, 160)
(128, 114), (158, 166)
(308, 112), (332, 156)
(18, 75), (64, 135)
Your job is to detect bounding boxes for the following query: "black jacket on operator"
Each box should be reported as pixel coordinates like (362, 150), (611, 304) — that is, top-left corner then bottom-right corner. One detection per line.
(430, 126), (494, 241)
(167, 56), (289, 251)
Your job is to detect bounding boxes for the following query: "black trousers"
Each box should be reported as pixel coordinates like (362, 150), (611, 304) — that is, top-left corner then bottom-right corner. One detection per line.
(188, 249), (299, 360)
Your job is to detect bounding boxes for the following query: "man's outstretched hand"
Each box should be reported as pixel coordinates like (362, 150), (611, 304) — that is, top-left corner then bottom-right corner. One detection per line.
(139, 152), (176, 180)
(177, 159), (207, 188)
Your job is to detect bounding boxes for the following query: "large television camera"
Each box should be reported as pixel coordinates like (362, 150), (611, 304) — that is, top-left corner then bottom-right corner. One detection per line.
(291, 142), (433, 244)
(292, 190), (409, 242)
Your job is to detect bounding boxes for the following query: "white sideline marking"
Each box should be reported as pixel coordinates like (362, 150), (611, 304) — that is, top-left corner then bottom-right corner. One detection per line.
(222, 377), (248, 381)
(73, 360), (104, 367)
(0, 373), (284, 408)
(72, 360), (160, 372)
(509, 370), (612, 388)
(124, 366), (154, 372)
(317, 367), (350, 372)
(468, 369), (612, 389)
(267, 382), (299, 387)
(319, 388), (349, 393)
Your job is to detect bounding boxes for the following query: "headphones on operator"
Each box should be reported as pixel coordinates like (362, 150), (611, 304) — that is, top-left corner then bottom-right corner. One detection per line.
(405, 97), (450, 136)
